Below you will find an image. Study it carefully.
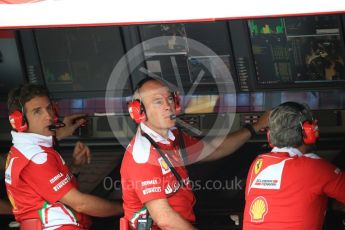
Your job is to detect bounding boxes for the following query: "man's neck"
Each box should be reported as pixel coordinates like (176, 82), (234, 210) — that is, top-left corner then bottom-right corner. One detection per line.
(143, 122), (169, 139)
(297, 145), (308, 155)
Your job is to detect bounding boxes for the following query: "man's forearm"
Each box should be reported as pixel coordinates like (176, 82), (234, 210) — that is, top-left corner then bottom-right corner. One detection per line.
(60, 188), (123, 217)
(200, 127), (252, 162)
(155, 210), (196, 230)
(74, 194), (123, 217)
(146, 199), (196, 230)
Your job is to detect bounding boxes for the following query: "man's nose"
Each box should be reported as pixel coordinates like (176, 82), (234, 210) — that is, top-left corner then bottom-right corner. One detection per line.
(163, 99), (173, 110)
(43, 109), (53, 121)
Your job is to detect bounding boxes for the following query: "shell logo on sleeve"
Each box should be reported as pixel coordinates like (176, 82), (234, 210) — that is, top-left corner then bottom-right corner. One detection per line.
(250, 196), (268, 222)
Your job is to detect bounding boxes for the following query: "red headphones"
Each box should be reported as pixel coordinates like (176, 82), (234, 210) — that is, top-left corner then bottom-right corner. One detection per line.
(9, 102), (59, 132)
(301, 119), (319, 145)
(128, 92), (181, 124)
(267, 102), (319, 147)
(9, 110), (28, 132)
(52, 102), (59, 124)
(267, 120), (319, 147)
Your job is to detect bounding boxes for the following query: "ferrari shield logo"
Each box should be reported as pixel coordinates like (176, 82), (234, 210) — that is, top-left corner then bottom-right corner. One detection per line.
(158, 157), (171, 175)
(254, 159), (263, 174)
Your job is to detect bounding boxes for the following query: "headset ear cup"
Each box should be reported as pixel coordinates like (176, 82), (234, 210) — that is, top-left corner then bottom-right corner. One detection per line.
(302, 120), (319, 145)
(173, 92), (181, 115)
(128, 100), (146, 124)
(52, 102), (59, 124)
(9, 110), (28, 132)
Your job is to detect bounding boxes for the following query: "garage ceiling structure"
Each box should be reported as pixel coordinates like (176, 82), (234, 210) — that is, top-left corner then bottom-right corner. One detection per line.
(0, 0), (345, 28)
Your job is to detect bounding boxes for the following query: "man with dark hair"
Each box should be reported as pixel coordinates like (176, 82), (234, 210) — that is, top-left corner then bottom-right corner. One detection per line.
(5, 84), (122, 230)
(121, 78), (269, 229)
(243, 101), (345, 230)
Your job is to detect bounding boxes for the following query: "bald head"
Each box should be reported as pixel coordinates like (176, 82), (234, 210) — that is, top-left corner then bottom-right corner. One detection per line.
(132, 78), (176, 135)
(133, 79), (170, 101)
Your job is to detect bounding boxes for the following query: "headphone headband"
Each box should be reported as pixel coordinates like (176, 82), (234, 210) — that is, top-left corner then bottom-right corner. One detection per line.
(128, 78), (181, 124)
(128, 91), (181, 124)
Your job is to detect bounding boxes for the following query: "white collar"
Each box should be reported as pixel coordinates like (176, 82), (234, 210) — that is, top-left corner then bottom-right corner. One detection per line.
(271, 146), (320, 159)
(271, 147), (303, 157)
(11, 131), (53, 148)
(140, 123), (175, 145)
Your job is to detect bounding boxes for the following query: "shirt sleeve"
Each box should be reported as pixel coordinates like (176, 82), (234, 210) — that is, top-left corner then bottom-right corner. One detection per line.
(21, 152), (74, 204)
(126, 156), (167, 204)
(309, 159), (345, 204)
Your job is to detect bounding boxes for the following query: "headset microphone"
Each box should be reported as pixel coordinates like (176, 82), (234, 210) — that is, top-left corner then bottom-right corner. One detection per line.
(48, 102), (67, 131)
(48, 122), (66, 131)
(170, 114), (203, 136)
(176, 118), (202, 136)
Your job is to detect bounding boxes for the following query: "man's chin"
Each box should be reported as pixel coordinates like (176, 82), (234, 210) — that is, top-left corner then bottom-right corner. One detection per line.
(42, 128), (55, 137)
(165, 120), (176, 129)
(156, 122), (175, 129)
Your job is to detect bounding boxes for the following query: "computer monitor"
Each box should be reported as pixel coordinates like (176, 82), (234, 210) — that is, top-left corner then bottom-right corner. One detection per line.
(247, 14), (345, 90)
(34, 26), (130, 98)
(0, 30), (25, 97)
(138, 21), (237, 94)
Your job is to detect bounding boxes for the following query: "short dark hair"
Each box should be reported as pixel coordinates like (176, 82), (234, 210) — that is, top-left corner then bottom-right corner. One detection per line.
(7, 84), (50, 114)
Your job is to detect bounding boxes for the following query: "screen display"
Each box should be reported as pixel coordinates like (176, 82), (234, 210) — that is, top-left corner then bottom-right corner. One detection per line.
(145, 54), (191, 89)
(248, 14), (345, 89)
(35, 27), (129, 97)
(0, 30), (25, 96)
(139, 22), (236, 94)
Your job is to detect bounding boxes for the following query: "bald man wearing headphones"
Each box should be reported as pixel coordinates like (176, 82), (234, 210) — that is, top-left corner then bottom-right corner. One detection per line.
(121, 78), (269, 230)
(243, 102), (345, 230)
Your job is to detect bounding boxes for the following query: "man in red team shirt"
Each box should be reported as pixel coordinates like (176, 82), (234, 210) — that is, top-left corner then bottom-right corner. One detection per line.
(121, 78), (269, 229)
(5, 84), (123, 230)
(243, 101), (345, 230)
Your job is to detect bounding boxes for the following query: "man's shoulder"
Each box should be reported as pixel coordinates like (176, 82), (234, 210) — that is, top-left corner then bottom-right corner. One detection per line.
(124, 133), (156, 164)
(273, 153), (340, 176)
(254, 152), (291, 163)
(11, 143), (46, 161)
(299, 154), (336, 169)
(11, 144), (63, 167)
(6, 146), (48, 186)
